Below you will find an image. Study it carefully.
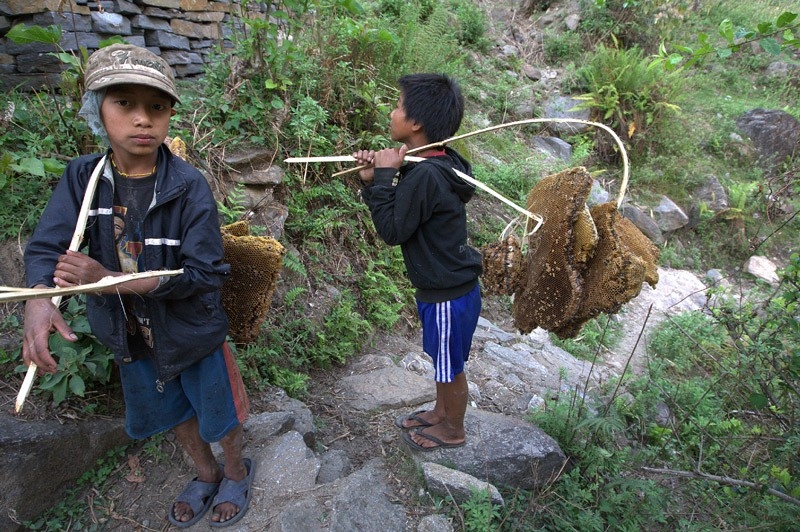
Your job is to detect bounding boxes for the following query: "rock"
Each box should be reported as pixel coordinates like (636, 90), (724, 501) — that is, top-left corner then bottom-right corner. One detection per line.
(621, 204), (663, 245)
(530, 135), (573, 162)
(421, 462), (504, 505)
(743, 255), (780, 285)
(736, 109), (800, 168)
(401, 409), (567, 490)
(317, 449), (352, 484)
(339, 366), (436, 410)
(653, 195), (689, 233)
(542, 95), (592, 135)
(0, 413), (129, 531)
(418, 514), (454, 532)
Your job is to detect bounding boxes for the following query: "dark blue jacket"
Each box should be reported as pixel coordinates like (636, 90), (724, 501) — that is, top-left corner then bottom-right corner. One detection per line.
(361, 147), (483, 303)
(24, 144), (230, 385)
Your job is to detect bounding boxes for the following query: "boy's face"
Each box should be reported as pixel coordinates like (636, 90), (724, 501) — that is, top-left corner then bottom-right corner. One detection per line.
(389, 94), (417, 144)
(101, 84), (174, 162)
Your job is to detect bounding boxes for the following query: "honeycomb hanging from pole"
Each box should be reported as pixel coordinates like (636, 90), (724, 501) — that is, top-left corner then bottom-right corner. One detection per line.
(552, 202), (660, 339)
(508, 167), (660, 339)
(221, 221), (286, 344)
(481, 225), (526, 296)
(511, 166), (597, 333)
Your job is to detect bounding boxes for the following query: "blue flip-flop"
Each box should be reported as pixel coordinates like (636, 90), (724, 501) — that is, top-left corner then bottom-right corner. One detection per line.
(167, 476), (221, 528)
(210, 458), (255, 528)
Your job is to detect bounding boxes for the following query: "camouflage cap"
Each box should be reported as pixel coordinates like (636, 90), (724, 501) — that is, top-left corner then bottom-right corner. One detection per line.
(84, 44), (180, 103)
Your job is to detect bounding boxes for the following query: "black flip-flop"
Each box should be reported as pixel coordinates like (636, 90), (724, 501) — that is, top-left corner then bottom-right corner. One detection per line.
(394, 410), (435, 430)
(401, 428), (466, 452)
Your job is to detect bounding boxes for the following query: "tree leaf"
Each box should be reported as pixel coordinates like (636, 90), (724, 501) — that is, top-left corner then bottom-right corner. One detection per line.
(69, 374), (86, 397)
(749, 392), (769, 409)
(776, 11), (798, 28)
(759, 38), (782, 55)
(6, 24), (61, 45)
(10, 157), (46, 177)
(719, 19), (734, 43)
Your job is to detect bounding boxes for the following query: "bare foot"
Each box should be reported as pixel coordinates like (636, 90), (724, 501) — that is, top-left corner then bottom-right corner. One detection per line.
(172, 466), (223, 523)
(210, 460), (249, 524)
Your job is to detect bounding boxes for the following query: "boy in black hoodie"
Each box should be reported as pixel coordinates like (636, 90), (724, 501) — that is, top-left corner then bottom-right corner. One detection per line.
(353, 73), (482, 450)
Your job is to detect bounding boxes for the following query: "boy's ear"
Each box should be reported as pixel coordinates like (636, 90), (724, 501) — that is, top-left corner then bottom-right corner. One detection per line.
(411, 120), (422, 132)
(170, 108), (177, 117)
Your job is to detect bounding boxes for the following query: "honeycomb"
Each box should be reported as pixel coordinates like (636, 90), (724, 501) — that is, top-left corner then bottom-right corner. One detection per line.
(167, 136), (187, 160)
(221, 221), (286, 344)
(502, 165), (660, 338)
(512, 167), (596, 333)
(552, 202), (660, 339)
(481, 234), (526, 296)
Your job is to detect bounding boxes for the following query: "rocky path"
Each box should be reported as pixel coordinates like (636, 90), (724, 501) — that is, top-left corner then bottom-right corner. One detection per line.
(1, 268), (710, 531)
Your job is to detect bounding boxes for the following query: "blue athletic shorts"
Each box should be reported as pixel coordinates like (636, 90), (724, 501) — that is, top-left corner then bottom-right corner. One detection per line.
(119, 342), (250, 442)
(417, 284), (481, 383)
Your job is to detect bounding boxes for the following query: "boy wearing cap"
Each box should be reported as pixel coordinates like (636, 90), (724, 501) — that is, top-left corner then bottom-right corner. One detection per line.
(22, 44), (253, 528)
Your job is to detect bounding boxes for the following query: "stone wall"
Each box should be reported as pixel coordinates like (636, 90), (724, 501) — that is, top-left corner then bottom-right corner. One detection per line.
(0, 0), (256, 91)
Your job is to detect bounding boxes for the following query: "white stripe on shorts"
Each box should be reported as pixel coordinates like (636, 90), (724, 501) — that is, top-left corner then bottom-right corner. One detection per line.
(436, 300), (452, 382)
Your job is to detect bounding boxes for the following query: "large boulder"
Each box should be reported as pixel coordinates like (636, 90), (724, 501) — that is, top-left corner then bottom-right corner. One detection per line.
(401, 409), (567, 490)
(0, 412), (129, 531)
(736, 109), (800, 168)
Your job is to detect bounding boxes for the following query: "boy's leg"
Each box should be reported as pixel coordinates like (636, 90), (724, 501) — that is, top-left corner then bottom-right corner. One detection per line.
(210, 425), (248, 523)
(408, 372), (468, 448)
(172, 421), (247, 523)
(172, 417), (223, 523)
(171, 342), (251, 523)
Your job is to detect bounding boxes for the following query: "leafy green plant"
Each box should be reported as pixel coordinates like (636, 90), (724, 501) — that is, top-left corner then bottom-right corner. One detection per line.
(312, 291), (372, 367)
(573, 41), (682, 159)
(551, 314), (622, 361)
(543, 30), (585, 63)
(217, 183), (249, 225)
(0, 26), (125, 238)
(358, 255), (412, 331)
(653, 10), (800, 70)
(140, 433), (169, 464)
(459, 488), (502, 531)
(528, 391), (670, 530)
(15, 296), (115, 406)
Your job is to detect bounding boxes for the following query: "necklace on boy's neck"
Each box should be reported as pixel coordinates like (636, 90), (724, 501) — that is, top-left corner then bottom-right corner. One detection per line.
(111, 155), (156, 178)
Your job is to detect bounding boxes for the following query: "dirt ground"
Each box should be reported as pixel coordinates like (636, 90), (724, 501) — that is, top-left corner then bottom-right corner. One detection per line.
(1, 286), (528, 530)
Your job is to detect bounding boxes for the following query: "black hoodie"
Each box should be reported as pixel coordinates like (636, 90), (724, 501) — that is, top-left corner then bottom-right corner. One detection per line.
(361, 146), (483, 303)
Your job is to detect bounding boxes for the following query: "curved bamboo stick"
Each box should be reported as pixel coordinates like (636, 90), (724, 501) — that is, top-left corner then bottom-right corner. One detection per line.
(287, 118), (630, 208)
(16, 155), (107, 413)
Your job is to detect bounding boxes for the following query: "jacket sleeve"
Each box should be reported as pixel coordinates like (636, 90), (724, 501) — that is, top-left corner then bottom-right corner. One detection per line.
(24, 158), (93, 288)
(363, 165), (438, 246)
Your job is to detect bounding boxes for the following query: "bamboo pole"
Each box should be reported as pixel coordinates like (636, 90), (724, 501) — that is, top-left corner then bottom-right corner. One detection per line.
(15, 156), (107, 413)
(1, 269), (183, 303)
(285, 118), (630, 208)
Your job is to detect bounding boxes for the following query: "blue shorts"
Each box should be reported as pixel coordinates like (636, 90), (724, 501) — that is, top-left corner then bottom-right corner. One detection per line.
(119, 342), (250, 442)
(417, 284), (481, 383)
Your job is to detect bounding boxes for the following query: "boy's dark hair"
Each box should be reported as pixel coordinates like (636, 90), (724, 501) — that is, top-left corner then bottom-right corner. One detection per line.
(398, 73), (464, 143)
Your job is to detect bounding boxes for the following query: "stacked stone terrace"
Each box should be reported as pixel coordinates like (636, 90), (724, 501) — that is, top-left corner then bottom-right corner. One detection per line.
(0, 0), (255, 90)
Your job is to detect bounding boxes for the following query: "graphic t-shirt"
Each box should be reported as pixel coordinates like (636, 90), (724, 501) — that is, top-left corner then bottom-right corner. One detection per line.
(113, 171), (156, 356)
